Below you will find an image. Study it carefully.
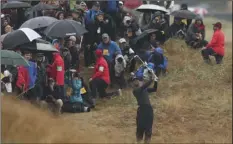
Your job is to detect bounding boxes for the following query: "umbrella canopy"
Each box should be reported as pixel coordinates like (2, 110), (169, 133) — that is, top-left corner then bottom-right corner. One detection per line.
(132, 29), (161, 45)
(31, 3), (58, 11)
(44, 20), (88, 38)
(1, 1), (31, 9)
(1, 50), (29, 66)
(136, 4), (168, 13)
(2, 28), (41, 49)
(170, 10), (197, 19)
(20, 16), (58, 30)
(17, 39), (58, 53)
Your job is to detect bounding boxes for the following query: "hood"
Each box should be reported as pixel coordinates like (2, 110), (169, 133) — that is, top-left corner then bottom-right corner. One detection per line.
(95, 49), (103, 58)
(154, 47), (163, 55)
(147, 62), (154, 69)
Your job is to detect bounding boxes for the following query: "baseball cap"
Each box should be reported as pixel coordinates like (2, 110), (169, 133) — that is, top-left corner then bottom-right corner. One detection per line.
(80, 1), (86, 6)
(119, 38), (126, 43)
(102, 33), (109, 39)
(119, 1), (123, 5)
(213, 22), (222, 29)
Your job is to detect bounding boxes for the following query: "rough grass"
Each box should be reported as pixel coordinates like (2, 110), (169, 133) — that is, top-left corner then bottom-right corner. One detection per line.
(2, 17), (232, 143)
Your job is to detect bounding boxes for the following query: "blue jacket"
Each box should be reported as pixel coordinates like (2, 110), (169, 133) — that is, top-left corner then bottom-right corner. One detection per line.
(97, 41), (122, 62)
(107, 0), (118, 12)
(154, 47), (168, 69)
(25, 61), (37, 88)
(85, 9), (102, 25)
(135, 62), (155, 81)
(70, 79), (83, 103)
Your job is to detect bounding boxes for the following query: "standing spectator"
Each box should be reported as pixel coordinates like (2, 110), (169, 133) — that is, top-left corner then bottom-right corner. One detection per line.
(84, 1), (101, 25)
(201, 22), (225, 64)
(97, 33), (122, 83)
(67, 36), (80, 70)
(48, 52), (65, 101)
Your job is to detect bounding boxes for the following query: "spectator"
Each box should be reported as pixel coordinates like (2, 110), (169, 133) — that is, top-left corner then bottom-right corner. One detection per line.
(201, 22), (225, 64)
(85, 1), (101, 25)
(56, 11), (65, 20)
(89, 49), (121, 104)
(186, 16), (206, 48)
(4, 25), (13, 34)
(67, 36), (80, 70)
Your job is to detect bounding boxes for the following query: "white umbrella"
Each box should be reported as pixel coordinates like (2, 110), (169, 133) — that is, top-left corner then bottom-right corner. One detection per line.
(136, 4), (168, 13)
(36, 43), (58, 52)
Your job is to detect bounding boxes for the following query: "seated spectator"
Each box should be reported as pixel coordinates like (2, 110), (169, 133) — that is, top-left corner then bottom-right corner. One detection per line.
(186, 16), (207, 49)
(62, 72), (91, 113)
(201, 22), (225, 64)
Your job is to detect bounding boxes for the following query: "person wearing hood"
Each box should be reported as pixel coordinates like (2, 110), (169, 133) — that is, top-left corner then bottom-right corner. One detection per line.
(142, 11), (168, 33)
(123, 15), (141, 41)
(186, 16), (206, 48)
(165, 17), (187, 40)
(201, 22), (225, 64)
(47, 52), (65, 101)
(114, 52), (127, 90)
(89, 49), (121, 104)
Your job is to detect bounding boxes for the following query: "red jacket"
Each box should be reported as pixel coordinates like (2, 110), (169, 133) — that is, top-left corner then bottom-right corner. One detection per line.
(206, 29), (225, 56)
(92, 50), (110, 84)
(16, 66), (29, 91)
(50, 53), (65, 85)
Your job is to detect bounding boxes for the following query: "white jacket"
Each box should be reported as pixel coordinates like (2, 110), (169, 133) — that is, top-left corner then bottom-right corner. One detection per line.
(114, 54), (127, 77)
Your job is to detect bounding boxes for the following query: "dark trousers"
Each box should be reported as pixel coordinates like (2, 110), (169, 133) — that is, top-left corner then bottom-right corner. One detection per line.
(115, 72), (126, 89)
(84, 45), (96, 67)
(201, 48), (223, 64)
(107, 61), (115, 85)
(53, 85), (65, 100)
(89, 78), (108, 98)
(89, 78), (117, 98)
(136, 105), (154, 143)
(81, 93), (94, 107)
(62, 101), (86, 113)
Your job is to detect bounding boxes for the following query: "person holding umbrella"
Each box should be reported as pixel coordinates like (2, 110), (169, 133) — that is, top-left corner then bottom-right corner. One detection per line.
(201, 22), (225, 64)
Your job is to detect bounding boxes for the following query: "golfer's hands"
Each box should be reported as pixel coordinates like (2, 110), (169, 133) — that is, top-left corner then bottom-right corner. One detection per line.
(151, 73), (158, 82)
(143, 62), (147, 67)
(201, 47), (206, 50)
(89, 78), (92, 82)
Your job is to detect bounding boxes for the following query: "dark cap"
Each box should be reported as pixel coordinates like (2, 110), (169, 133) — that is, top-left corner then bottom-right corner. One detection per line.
(213, 22), (222, 29)
(93, 1), (100, 7)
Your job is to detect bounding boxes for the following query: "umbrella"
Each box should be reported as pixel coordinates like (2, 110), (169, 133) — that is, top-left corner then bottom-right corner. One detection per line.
(20, 16), (58, 30)
(132, 29), (161, 45)
(136, 4), (168, 13)
(44, 20), (88, 38)
(2, 28), (41, 49)
(1, 1), (31, 9)
(170, 10), (197, 19)
(1, 50), (29, 66)
(31, 3), (58, 11)
(17, 39), (58, 53)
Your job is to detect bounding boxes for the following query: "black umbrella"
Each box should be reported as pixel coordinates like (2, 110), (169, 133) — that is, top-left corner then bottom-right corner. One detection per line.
(132, 29), (162, 45)
(31, 3), (58, 11)
(170, 10), (197, 19)
(2, 28), (41, 49)
(1, 1), (31, 9)
(16, 39), (58, 53)
(20, 16), (58, 30)
(44, 20), (88, 38)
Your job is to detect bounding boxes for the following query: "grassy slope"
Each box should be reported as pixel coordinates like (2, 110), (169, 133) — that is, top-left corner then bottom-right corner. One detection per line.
(2, 17), (232, 143)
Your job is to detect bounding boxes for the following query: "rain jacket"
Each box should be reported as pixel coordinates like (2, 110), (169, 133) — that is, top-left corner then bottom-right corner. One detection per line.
(186, 19), (205, 42)
(69, 79), (83, 103)
(106, 0), (118, 12)
(50, 53), (65, 86)
(97, 41), (122, 63)
(114, 54), (126, 77)
(26, 61), (37, 88)
(92, 50), (110, 84)
(165, 22), (187, 39)
(135, 62), (155, 81)
(206, 29), (225, 56)
(85, 9), (102, 25)
(148, 47), (168, 70)
(16, 66), (29, 91)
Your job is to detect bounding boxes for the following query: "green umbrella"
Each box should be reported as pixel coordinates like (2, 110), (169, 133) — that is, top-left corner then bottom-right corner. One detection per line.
(1, 50), (29, 66)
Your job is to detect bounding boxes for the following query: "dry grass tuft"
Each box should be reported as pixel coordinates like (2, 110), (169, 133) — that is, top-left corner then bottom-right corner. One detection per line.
(1, 17), (232, 143)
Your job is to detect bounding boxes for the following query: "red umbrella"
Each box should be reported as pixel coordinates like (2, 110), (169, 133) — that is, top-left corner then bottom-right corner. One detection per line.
(124, 0), (143, 9)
